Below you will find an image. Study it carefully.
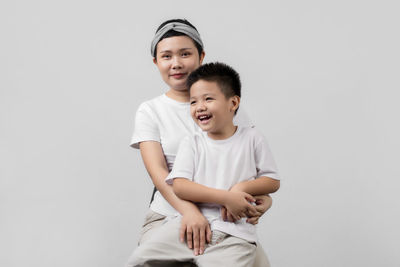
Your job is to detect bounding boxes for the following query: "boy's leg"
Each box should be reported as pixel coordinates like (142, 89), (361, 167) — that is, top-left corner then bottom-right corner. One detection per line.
(253, 243), (271, 267)
(126, 217), (195, 267)
(195, 231), (256, 267)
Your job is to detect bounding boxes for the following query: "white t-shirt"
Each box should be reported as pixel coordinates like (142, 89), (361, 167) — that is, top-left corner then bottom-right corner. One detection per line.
(166, 126), (280, 242)
(130, 93), (252, 216)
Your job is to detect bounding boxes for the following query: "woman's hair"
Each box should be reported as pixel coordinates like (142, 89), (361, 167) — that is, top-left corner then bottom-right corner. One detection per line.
(153, 19), (204, 58)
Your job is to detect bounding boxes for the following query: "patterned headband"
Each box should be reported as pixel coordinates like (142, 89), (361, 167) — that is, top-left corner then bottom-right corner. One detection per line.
(151, 22), (204, 56)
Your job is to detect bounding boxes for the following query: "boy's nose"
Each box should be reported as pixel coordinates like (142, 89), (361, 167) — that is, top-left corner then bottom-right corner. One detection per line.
(196, 102), (206, 112)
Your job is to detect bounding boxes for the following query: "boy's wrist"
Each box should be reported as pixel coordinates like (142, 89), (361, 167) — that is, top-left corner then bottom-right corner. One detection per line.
(230, 182), (245, 193)
(219, 190), (233, 206)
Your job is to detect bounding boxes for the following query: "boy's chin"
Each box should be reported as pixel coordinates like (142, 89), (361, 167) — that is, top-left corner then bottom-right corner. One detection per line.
(196, 123), (210, 132)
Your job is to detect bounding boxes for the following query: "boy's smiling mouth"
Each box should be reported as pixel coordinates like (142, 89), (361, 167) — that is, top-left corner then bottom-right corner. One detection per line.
(197, 114), (212, 125)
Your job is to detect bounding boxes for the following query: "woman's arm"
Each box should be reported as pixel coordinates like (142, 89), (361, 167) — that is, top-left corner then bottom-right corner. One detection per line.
(248, 194), (273, 224)
(139, 141), (211, 255)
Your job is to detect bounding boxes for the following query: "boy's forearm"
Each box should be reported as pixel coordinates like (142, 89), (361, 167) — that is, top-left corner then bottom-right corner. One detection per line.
(173, 178), (228, 206)
(232, 177), (280, 195)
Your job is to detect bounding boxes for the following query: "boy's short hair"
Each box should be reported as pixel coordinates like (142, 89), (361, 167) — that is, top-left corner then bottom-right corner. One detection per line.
(187, 62), (241, 99)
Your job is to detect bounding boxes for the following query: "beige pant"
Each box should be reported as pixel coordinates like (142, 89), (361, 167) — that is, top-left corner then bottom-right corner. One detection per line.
(127, 210), (271, 267)
(127, 216), (256, 267)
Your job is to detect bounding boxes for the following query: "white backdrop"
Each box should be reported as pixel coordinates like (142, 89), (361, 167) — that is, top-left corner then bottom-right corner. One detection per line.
(1, 1), (400, 266)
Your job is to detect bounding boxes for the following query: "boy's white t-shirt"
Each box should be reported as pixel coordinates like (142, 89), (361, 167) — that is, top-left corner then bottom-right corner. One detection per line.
(165, 126), (280, 242)
(130, 93), (253, 216)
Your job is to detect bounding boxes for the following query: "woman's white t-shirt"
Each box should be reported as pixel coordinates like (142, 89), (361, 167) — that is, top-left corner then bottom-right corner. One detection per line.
(131, 93), (253, 216)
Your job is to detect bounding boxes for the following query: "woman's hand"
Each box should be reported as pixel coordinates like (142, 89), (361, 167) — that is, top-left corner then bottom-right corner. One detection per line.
(180, 209), (211, 256)
(246, 195), (273, 225)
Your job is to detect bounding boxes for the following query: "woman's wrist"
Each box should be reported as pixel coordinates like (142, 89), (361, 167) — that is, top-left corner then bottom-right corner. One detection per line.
(178, 200), (201, 216)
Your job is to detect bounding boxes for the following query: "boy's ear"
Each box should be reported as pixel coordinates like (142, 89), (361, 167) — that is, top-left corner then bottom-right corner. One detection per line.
(230, 96), (240, 112)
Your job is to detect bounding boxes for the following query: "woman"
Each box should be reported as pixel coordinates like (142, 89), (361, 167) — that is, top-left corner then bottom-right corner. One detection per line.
(129, 19), (272, 266)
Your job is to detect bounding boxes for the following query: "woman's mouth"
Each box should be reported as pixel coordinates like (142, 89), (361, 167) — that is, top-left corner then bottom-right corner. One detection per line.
(170, 73), (186, 79)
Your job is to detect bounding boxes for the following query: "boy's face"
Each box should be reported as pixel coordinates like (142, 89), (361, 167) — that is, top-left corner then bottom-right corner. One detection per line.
(190, 80), (239, 139)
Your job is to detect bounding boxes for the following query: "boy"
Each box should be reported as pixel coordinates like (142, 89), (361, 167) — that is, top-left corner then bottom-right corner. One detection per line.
(128, 62), (280, 267)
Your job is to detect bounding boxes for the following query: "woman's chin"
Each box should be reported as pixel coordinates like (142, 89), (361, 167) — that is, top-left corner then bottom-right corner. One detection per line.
(170, 84), (189, 92)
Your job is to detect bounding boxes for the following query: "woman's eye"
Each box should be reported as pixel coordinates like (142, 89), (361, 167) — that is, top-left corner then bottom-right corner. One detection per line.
(162, 55), (171, 59)
(182, 52), (191, 57)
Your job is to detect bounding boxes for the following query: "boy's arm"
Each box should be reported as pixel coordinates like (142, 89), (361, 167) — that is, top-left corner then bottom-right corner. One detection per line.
(238, 129), (281, 196)
(223, 130), (281, 223)
(230, 176), (280, 195)
(140, 141), (203, 214)
(173, 178), (257, 219)
(223, 177), (277, 224)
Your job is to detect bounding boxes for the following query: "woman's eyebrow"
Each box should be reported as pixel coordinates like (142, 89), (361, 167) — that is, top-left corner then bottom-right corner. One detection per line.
(159, 47), (193, 54)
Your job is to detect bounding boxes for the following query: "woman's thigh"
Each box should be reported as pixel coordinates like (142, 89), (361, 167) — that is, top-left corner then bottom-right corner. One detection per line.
(196, 231), (256, 267)
(138, 209), (167, 245)
(128, 217), (195, 267)
(253, 243), (271, 267)
(137, 210), (271, 267)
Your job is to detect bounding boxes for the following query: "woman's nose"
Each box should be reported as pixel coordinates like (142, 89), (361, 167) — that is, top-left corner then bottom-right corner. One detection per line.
(171, 56), (182, 69)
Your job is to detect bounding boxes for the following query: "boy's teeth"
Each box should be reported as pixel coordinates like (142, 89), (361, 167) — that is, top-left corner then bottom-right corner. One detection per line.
(199, 115), (210, 120)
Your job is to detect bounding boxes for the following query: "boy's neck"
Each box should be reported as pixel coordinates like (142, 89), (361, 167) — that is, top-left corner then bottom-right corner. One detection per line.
(207, 124), (238, 140)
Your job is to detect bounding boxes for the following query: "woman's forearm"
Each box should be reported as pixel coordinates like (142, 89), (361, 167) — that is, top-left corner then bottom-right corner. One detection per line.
(139, 141), (201, 215)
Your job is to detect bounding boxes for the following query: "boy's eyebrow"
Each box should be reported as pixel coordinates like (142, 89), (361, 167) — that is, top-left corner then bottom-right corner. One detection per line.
(190, 93), (217, 99)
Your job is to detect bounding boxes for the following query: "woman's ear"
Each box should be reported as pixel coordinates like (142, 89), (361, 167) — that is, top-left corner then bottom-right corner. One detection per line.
(153, 57), (157, 64)
(230, 95), (240, 112)
(199, 51), (206, 64)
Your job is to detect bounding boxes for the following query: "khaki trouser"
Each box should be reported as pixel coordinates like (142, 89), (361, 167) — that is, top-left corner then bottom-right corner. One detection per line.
(126, 212), (270, 267)
(132, 210), (271, 266)
(137, 210), (271, 267)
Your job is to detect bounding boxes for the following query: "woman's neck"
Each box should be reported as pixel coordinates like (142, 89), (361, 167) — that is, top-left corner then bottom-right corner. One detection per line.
(165, 88), (190, 103)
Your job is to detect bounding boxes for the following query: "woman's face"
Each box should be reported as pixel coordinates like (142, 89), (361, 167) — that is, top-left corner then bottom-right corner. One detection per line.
(154, 35), (205, 91)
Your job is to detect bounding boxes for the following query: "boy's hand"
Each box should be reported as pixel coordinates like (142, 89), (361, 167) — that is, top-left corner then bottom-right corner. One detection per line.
(222, 191), (257, 221)
(246, 195), (273, 224)
(180, 209), (212, 256)
(220, 206), (248, 222)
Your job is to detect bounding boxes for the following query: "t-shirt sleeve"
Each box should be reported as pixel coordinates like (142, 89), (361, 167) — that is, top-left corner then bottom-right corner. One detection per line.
(165, 136), (195, 184)
(130, 103), (160, 149)
(254, 131), (280, 180)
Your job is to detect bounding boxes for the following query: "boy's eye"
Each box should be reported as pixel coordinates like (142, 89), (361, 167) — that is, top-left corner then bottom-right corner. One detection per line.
(205, 97), (213, 101)
(190, 101), (196, 105)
